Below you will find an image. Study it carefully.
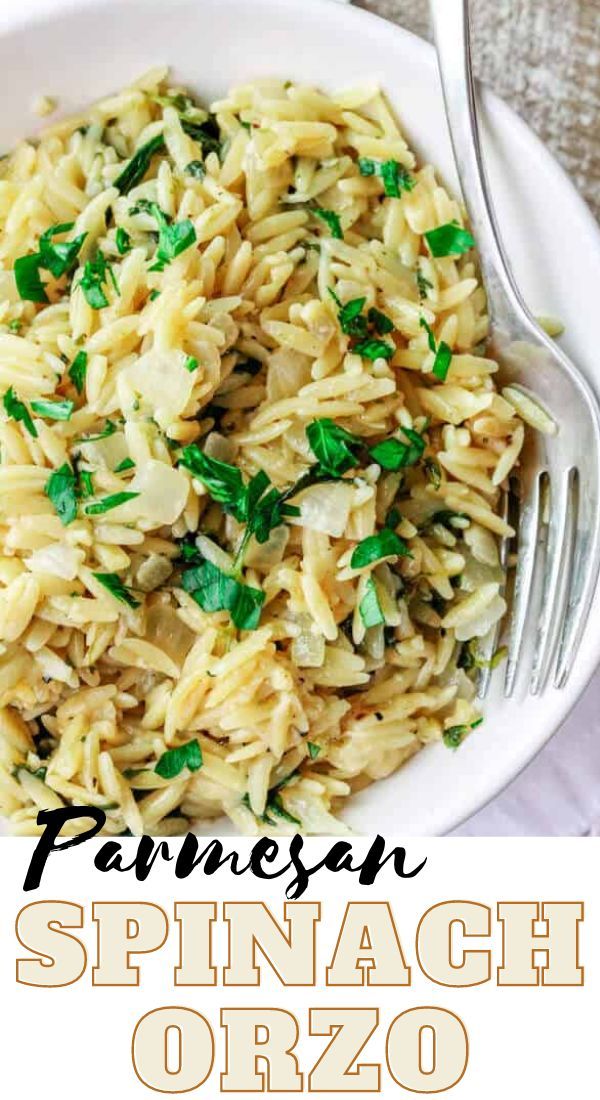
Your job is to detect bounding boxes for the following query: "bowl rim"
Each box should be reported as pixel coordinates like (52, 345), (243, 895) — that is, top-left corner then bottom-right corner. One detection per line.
(1, 0), (600, 836)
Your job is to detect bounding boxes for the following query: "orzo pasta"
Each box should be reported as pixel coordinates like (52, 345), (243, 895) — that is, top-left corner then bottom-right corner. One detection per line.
(0, 71), (525, 837)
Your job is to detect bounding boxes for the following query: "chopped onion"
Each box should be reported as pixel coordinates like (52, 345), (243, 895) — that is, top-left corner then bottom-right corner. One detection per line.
(117, 349), (195, 429)
(28, 543), (84, 581)
(292, 622), (326, 668)
(245, 523), (290, 569)
(145, 604), (195, 666)
(266, 349), (312, 401)
(204, 431), (236, 463)
(111, 460), (189, 527)
(294, 481), (354, 538)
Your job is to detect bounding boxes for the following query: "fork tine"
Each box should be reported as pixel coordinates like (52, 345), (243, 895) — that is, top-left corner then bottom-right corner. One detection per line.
(476, 488), (510, 699)
(530, 469), (576, 695)
(504, 470), (543, 697)
(554, 471), (600, 688)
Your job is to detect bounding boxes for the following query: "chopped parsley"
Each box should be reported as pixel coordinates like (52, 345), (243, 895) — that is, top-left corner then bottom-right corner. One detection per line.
(368, 306), (395, 334)
(77, 469), (94, 498)
(370, 427), (425, 470)
(443, 717), (483, 750)
(114, 457), (135, 473)
(423, 456), (442, 489)
(178, 445), (298, 551)
(155, 738), (203, 779)
(14, 253), (49, 304)
(328, 292), (396, 359)
(93, 571), (140, 608)
(416, 271), (433, 300)
(385, 506), (401, 530)
(307, 742), (321, 760)
(328, 291), (368, 337)
(131, 200), (197, 271)
(38, 222), (87, 279)
(114, 133), (166, 194)
(312, 205), (343, 239)
(180, 115), (222, 158)
(3, 387), (37, 437)
(264, 793), (301, 826)
(359, 575), (385, 628)
(68, 350), (88, 394)
(84, 491), (139, 516)
(182, 558), (265, 630)
(14, 222), (87, 303)
(424, 221), (475, 258)
(184, 355), (199, 372)
(7, 318), (22, 333)
(115, 227), (132, 255)
(357, 157), (415, 197)
(306, 418), (361, 477)
(79, 253), (115, 309)
(44, 463), (78, 525)
(352, 337), (394, 361)
(351, 529), (411, 569)
(185, 160), (206, 179)
(77, 420), (117, 443)
(30, 398), (74, 421)
(420, 318), (452, 381)
(458, 641), (508, 672)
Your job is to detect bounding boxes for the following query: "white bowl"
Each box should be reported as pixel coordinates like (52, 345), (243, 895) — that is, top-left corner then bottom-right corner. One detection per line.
(1, 0), (600, 835)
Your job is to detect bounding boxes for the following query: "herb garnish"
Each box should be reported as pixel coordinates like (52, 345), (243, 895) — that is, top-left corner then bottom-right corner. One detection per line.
(182, 559), (265, 630)
(423, 456), (442, 489)
(178, 445), (299, 552)
(79, 253), (116, 309)
(84, 491), (139, 516)
(14, 254), (48, 304)
(68, 350), (88, 394)
(424, 221), (475, 258)
(93, 571), (140, 608)
(131, 199), (197, 271)
(3, 387), (37, 437)
(14, 222), (87, 303)
(351, 529), (411, 569)
(312, 205), (343, 239)
(184, 355), (199, 372)
(185, 160), (206, 179)
(352, 337), (394, 361)
(443, 717), (483, 750)
(45, 463), (78, 525)
(115, 227), (132, 255)
(30, 398), (74, 421)
(419, 318), (452, 381)
(114, 457), (135, 473)
(370, 427), (425, 470)
(328, 291), (395, 358)
(114, 133), (166, 194)
(155, 738), (203, 779)
(38, 222), (87, 278)
(359, 575), (385, 628)
(307, 742), (321, 760)
(357, 157), (415, 197)
(416, 271), (433, 300)
(77, 420), (117, 444)
(306, 418), (361, 477)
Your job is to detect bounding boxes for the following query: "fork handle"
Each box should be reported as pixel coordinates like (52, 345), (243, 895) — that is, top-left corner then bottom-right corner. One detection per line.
(429, 0), (526, 330)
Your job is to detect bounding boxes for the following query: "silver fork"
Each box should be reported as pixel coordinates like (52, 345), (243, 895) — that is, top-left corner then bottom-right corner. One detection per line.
(430, 0), (600, 696)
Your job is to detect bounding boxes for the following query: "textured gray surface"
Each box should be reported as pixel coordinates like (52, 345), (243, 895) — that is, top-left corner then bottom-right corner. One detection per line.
(356, 0), (599, 220)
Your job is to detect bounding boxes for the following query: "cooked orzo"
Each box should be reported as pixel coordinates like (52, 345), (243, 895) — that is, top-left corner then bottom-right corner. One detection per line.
(0, 70), (526, 837)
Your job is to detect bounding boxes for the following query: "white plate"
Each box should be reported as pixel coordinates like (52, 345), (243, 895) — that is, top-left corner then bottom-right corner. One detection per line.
(1, 0), (600, 836)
